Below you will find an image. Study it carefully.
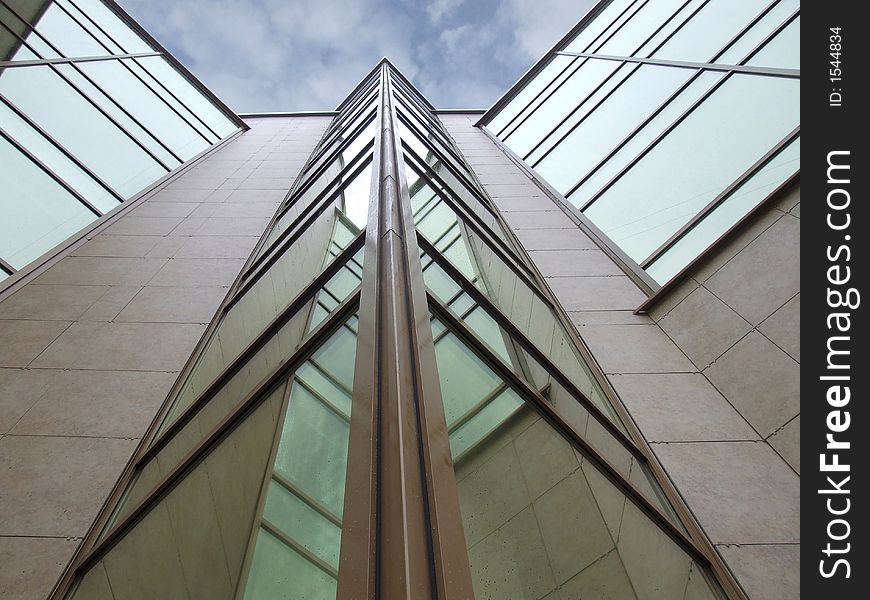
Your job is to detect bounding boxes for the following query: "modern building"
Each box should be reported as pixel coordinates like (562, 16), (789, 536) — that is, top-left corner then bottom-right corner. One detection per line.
(0, 1), (799, 600)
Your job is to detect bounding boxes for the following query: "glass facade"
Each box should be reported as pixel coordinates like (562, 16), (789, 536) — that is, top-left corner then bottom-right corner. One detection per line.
(57, 62), (734, 600)
(483, 0), (800, 285)
(0, 0), (241, 281)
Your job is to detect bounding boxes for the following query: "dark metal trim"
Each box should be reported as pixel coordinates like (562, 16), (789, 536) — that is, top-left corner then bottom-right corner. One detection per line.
(0, 256), (15, 275)
(239, 110), (340, 118)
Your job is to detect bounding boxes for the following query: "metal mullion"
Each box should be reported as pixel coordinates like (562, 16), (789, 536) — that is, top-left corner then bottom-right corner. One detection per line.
(386, 65), (437, 111)
(260, 519), (339, 579)
(324, 86), (378, 141)
(294, 375), (351, 423)
(569, 0), (790, 205)
(332, 59), (384, 112)
(139, 239), (363, 465)
(558, 50), (800, 77)
(640, 126), (799, 268)
(408, 159), (546, 298)
(500, 0), (652, 142)
(420, 238), (647, 463)
(0, 51), (161, 67)
(271, 470), (342, 528)
(527, 0), (714, 165)
(235, 158), (372, 297)
(71, 295), (359, 579)
(0, 126), (102, 217)
(447, 381), (509, 435)
(0, 93), (125, 204)
(391, 85), (450, 139)
(53, 0), (217, 144)
(0, 1), (180, 169)
(428, 295), (714, 570)
(308, 358), (354, 398)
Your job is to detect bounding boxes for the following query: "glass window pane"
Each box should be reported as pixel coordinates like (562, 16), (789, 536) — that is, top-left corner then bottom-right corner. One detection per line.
(717, 0), (799, 65)
(594, 0), (686, 56)
(30, 1), (108, 58)
(535, 63), (694, 193)
(0, 98), (119, 212)
(567, 70), (723, 205)
(78, 58), (210, 160)
(71, 0), (151, 53)
(135, 55), (238, 138)
(747, 17), (800, 70)
(564, 0), (639, 53)
(651, 0), (771, 62)
(0, 64), (169, 195)
(0, 133), (95, 268)
(584, 73), (799, 263)
(647, 136), (800, 283)
(245, 321), (357, 600)
(487, 55), (573, 136)
(505, 57), (621, 158)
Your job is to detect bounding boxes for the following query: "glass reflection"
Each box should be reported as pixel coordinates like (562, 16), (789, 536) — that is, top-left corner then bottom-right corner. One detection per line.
(429, 316), (725, 600)
(243, 317), (358, 600)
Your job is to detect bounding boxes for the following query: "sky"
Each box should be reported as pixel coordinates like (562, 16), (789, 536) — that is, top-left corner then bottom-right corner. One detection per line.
(118, 0), (595, 113)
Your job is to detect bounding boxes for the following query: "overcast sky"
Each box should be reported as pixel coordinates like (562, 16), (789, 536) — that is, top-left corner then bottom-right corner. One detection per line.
(118, 0), (595, 113)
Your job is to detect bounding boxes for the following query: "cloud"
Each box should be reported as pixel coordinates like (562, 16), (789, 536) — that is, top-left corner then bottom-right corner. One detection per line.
(117, 0), (595, 112)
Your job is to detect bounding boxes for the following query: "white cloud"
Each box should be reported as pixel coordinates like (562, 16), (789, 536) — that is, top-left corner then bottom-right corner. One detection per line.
(117, 0), (595, 112)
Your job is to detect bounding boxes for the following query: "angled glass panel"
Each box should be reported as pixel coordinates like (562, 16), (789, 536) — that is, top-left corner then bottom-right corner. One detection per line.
(0, 131), (95, 268)
(1, 2), (62, 60)
(0, 97), (119, 212)
(294, 109), (376, 196)
(396, 110), (468, 178)
(486, 55), (574, 136)
(591, 0), (687, 57)
(583, 73), (799, 263)
(258, 149), (372, 260)
(647, 135), (800, 282)
(133, 55), (235, 139)
(717, 0), (799, 66)
(77, 58), (210, 160)
(504, 57), (621, 158)
(408, 172), (622, 432)
(649, 0), (773, 63)
(69, 0), (152, 54)
(319, 86), (377, 149)
(567, 70), (723, 203)
(425, 260), (684, 524)
(746, 16), (799, 70)
(429, 314), (725, 600)
(533, 63), (694, 192)
(155, 208), (364, 435)
(243, 317), (358, 599)
(27, 0), (109, 58)
(101, 266), (361, 536)
(563, 0), (637, 54)
(51, 62), (181, 168)
(0, 63), (169, 194)
(67, 381), (288, 600)
(404, 151), (517, 256)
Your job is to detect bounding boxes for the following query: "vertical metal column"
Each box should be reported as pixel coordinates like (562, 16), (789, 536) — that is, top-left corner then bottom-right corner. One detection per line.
(337, 63), (474, 600)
